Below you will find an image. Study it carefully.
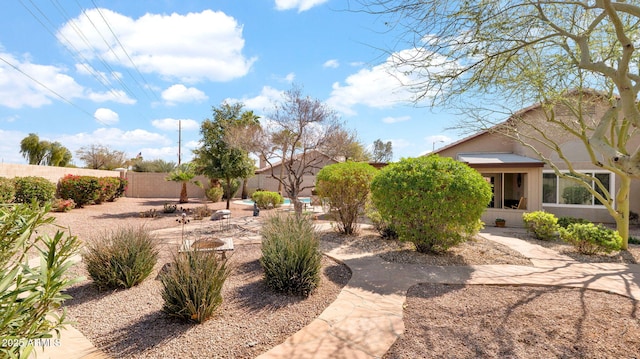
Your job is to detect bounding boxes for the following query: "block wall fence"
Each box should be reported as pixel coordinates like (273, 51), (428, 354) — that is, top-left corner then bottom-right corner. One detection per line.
(0, 163), (316, 199)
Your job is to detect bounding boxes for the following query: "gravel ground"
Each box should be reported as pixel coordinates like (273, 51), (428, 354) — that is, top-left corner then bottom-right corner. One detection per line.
(43, 198), (640, 358)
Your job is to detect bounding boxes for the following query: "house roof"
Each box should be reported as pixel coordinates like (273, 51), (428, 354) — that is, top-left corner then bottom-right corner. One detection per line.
(457, 153), (544, 168)
(255, 149), (338, 174)
(432, 88), (611, 155)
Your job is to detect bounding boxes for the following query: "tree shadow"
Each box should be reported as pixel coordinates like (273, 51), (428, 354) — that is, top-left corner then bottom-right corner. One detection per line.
(101, 310), (192, 357)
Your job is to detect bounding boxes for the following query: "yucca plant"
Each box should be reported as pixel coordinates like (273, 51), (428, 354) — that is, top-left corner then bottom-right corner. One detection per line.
(83, 226), (159, 289)
(260, 214), (322, 297)
(160, 251), (230, 323)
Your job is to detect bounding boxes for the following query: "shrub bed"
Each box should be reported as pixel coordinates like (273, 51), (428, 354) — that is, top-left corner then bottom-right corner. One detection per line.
(560, 223), (623, 254)
(160, 251), (229, 323)
(0, 177), (15, 203)
(260, 214), (321, 297)
(13, 176), (56, 204)
(251, 190), (284, 209)
(83, 226), (159, 289)
(522, 211), (559, 240)
(57, 175), (102, 207)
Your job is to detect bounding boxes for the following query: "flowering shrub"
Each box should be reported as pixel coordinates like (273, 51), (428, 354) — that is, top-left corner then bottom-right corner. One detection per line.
(96, 177), (120, 204)
(57, 175), (101, 207)
(51, 198), (76, 212)
(110, 177), (128, 201)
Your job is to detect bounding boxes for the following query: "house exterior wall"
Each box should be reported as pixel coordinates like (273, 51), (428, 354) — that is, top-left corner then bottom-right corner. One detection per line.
(437, 93), (640, 224)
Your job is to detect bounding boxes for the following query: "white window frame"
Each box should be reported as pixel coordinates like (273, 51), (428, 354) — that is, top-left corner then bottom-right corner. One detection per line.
(542, 170), (613, 208)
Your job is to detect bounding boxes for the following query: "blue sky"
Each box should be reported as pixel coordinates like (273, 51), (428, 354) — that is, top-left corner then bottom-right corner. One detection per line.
(0, 0), (459, 166)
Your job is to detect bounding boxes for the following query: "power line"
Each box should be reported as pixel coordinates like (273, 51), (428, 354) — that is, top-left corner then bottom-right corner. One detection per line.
(0, 55), (108, 125)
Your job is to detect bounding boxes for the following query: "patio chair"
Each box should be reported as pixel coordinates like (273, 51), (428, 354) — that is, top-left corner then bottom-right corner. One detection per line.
(511, 197), (527, 210)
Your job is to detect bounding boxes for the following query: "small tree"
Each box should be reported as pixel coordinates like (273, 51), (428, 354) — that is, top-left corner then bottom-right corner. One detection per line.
(370, 155), (492, 253)
(258, 85), (346, 216)
(316, 162), (378, 234)
(166, 163), (202, 203)
(193, 102), (256, 209)
(76, 144), (128, 170)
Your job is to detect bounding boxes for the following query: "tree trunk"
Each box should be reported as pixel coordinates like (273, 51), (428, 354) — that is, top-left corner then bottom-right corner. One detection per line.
(179, 182), (188, 203)
(615, 175), (631, 250)
(241, 178), (249, 199)
(225, 177), (232, 210)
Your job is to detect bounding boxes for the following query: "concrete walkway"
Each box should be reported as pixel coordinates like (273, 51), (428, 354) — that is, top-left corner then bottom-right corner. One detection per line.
(257, 226), (640, 359)
(37, 224), (640, 359)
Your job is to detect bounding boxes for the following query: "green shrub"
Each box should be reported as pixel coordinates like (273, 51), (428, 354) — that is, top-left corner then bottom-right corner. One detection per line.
(83, 226), (159, 289)
(316, 162), (378, 235)
(0, 177), (15, 203)
(522, 211), (559, 240)
(557, 216), (591, 228)
(13, 176), (56, 204)
(222, 178), (241, 200)
(260, 214), (322, 297)
(365, 197), (398, 239)
(559, 223), (622, 254)
(111, 177), (128, 201)
(57, 174), (102, 207)
(206, 186), (224, 202)
(370, 156), (492, 254)
(251, 190), (284, 209)
(0, 202), (80, 359)
(160, 251), (229, 323)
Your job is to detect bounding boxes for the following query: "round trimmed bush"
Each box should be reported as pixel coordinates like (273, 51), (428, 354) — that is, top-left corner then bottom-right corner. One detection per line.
(370, 155), (492, 253)
(251, 190), (284, 209)
(559, 222), (622, 254)
(316, 162), (377, 235)
(57, 174), (101, 207)
(14, 176), (56, 204)
(522, 211), (559, 240)
(206, 186), (224, 202)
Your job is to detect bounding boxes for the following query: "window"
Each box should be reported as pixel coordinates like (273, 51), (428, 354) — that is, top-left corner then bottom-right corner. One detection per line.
(481, 172), (527, 209)
(542, 171), (612, 206)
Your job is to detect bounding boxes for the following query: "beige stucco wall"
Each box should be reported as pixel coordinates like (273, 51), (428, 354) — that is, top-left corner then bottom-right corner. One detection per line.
(0, 163), (122, 183)
(123, 172), (208, 199)
(437, 94), (640, 224)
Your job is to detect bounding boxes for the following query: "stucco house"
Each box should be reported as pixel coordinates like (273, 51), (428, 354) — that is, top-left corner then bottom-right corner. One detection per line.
(434, 91), (640, 227)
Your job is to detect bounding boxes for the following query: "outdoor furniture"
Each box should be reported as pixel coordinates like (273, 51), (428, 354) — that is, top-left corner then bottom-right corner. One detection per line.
(180, 237), (234, 259)
(511, 197), (527, 210)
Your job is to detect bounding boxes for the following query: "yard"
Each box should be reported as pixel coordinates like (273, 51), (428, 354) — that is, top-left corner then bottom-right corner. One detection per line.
(46, 197), (640, 358)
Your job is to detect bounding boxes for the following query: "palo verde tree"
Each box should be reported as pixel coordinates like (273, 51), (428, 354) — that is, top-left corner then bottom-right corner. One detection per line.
(257, 85), (346, 215)
(362, 0), (640, 249)
(193, 102), (256, 209)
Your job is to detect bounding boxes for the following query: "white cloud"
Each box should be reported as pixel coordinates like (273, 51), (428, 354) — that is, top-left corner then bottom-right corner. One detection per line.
(227, 86), (284, 112)
(323, 59), (339, 68)
(327, 48), (453, 115)
(0, 129), (26, 164)
(274, 0), (328, 12)
(87, 90), (136, 104)
(94, 108), (120, 125)
(60, 128), (172, 154)
(161, 84), (208, 105)
(0, 52), (84, 108)
(152, 118), (199, 131)
(382, 115), (410, 124)
(57, 9), (256, 83)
